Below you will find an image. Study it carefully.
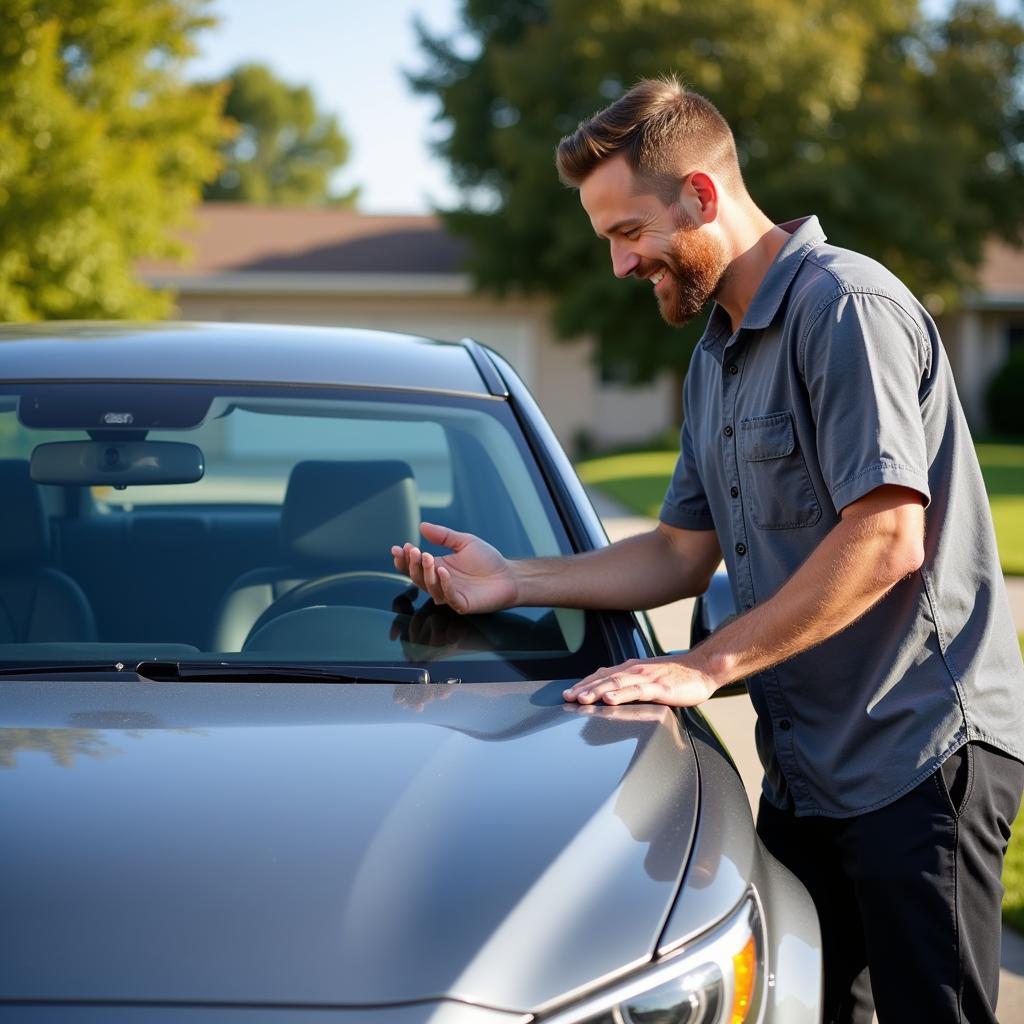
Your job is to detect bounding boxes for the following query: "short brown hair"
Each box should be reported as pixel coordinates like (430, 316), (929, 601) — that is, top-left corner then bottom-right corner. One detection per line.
(555, 76), (743, 204)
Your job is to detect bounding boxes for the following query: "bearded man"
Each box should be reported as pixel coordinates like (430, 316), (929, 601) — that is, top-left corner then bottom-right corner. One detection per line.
(392, 76), (1024, 1023)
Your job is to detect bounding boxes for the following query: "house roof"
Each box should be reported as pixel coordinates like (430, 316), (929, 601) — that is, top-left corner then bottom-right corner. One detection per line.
(139, 203), (1022, 307)
(136, 204), (469, 277)
(978, 239), (1024, 300)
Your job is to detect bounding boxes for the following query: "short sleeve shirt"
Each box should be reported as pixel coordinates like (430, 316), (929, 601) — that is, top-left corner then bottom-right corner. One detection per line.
(660, 216), (1024, 817)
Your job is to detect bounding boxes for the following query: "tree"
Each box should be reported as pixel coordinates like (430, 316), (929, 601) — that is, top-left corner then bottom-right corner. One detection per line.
(411, 0), (1024, 383)
(0, 0), (231, 321)
(203, 63), (358, 207)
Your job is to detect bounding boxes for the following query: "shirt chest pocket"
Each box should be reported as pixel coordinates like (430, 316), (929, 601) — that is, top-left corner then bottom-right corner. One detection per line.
(739, 411), (821, 530)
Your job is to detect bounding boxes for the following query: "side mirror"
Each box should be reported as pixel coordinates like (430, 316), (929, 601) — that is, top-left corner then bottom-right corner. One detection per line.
(690, 570), (747, 697)
(690, 570), (736, 644)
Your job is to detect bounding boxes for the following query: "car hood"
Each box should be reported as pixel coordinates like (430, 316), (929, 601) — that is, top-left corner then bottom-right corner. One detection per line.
(0, 678), (699, 1013)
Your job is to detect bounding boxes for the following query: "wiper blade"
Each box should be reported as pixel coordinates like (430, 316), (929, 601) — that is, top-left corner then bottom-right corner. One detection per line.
(0, 662), (136, 677)
(135, 661), (431, 685)
(0, 661), (433, 684)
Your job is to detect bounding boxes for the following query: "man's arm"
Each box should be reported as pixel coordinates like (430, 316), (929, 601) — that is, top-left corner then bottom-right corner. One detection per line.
(564, 484), (925, 706)
(512, 521), (721, 609)
(392, 519), (722, 613)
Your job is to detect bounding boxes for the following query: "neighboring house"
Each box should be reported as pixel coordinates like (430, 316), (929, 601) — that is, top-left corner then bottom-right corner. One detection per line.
(939, 240), (1024, 431)
(138, 204), (1024, 447)
(136, 204), (676, 454)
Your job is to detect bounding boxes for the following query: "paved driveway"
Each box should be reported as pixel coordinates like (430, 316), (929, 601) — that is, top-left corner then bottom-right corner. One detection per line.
(594, 499), (1024, 1022)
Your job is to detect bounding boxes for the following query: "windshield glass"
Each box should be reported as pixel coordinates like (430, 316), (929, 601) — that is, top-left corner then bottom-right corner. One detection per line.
(0, 383), (609, 681)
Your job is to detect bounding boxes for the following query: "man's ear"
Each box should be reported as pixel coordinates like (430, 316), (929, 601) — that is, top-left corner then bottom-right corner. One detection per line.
(682, 172), (718, 224)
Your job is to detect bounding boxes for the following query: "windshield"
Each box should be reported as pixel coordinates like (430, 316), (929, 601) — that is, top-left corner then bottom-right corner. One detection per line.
(0, 383), (610, 681)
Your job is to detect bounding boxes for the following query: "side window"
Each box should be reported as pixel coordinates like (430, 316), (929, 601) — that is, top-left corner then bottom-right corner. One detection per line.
(0, 409), (30, 459)
(222, 411), (453, 506)
(0, 410), (77, 459)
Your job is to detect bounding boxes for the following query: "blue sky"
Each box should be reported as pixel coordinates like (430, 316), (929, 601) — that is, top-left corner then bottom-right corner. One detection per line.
(189, 0), (464, 214)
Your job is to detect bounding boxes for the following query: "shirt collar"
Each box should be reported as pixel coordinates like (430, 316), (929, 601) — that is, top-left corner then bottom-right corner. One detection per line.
(701, 215), (826, 351)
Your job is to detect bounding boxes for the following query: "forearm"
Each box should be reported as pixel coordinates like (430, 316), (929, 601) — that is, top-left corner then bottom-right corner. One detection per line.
(511, 525), (718, 610)
(564, 487), (927, 709)
(689, 504), (924, 689)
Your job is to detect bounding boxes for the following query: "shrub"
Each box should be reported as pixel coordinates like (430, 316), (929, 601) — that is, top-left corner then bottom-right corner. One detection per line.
(987, 349), (1024, 437)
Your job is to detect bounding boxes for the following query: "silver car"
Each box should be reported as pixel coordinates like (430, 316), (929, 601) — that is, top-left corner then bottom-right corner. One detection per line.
(0, 322), (821, 1023)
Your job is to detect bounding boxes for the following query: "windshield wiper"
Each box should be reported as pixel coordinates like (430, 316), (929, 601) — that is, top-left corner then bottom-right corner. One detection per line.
(0, 661), (431, 684)
(0, 662), (138, 677)
(134, 661), (431, 684)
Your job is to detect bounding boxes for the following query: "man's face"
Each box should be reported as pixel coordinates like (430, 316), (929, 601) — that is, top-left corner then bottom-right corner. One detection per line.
(579, 155), (729, 327)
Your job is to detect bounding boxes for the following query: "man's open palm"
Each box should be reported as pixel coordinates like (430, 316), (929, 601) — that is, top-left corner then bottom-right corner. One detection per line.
(391, 522), (518, 614)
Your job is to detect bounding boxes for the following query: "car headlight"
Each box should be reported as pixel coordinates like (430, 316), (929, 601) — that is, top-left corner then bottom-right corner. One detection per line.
(541, 894), (765, 1024)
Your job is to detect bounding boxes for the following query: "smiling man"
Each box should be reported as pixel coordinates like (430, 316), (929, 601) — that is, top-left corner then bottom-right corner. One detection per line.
(392, 76), (1024, 1022)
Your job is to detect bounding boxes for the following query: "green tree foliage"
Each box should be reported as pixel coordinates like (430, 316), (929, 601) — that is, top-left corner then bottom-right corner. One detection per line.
(0, 0), (231, 321)
(204, 63), (358, 207)
(411, 0), (1024, 381)
(0, 728), (112, 768)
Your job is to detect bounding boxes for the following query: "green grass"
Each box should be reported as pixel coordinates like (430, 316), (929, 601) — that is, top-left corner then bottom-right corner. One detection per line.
(978, 443), (1024, 576)
(991, 500), (1024, 575)
(1007, 819), (1024, 932)
(577, 440), (1024, 575)
(1004, 634), (1024, 933)
(576, 451), (680, 519)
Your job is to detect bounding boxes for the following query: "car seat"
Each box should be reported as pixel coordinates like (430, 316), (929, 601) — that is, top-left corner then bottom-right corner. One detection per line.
(0, 460), (97, 643)
(211, 459), (419, 652)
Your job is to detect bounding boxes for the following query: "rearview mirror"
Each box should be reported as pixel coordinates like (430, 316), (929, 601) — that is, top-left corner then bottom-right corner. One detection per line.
(31, 441), (205, 487)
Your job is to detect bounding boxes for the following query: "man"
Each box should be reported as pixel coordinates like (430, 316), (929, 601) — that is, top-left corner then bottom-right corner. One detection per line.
(392, 76), (1024, 1023)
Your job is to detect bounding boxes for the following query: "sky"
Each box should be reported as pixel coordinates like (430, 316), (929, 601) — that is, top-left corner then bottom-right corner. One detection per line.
(188, 0), (465, 215)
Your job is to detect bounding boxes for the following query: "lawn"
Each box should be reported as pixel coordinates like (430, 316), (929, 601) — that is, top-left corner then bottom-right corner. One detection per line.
(1003, 626), (1024, 933)
(577, 442), (1024, 929)
(977, 443), (1024, 575)
(1008, 807), (1024, 932)
(578, 440), (1024, 574)
(576, 450), (679, 519)
(1006, 636), (1024, 932)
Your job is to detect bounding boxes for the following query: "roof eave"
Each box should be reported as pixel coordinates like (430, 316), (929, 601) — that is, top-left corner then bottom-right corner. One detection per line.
(962, 291), (1024, 312)
(141, 272), (474, 297)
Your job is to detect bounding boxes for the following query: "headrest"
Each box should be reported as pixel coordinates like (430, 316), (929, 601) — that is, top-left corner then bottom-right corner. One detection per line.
(281, 460), (419, 567)
(0, 459), (50, 565)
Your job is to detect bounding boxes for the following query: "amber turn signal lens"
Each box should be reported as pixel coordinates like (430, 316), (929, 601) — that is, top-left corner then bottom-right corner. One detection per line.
(730, 933), (757, 1023)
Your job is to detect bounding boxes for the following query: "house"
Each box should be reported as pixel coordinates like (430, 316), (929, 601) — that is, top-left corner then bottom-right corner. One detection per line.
(137, 204), (675, 454)
(940, 240), (1024, 430)
(138, 204), (1024, 450)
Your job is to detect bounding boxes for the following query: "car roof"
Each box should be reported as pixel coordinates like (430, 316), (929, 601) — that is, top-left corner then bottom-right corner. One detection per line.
(0, 322), (495, 397)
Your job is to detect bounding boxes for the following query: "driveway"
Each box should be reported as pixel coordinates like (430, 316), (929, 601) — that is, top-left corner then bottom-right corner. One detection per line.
(592, 492), (1024, 1022)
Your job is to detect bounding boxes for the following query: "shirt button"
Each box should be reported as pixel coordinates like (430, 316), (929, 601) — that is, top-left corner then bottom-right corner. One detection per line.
(728, 364), (738, 375)
(723, 425), (733, 438)
(735, 543), (746, 556)
(779, 719), (792, 731)
(730, 485), (739, 498)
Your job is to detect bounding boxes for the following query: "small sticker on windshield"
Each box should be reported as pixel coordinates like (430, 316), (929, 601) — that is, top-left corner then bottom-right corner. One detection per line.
(103, 412), (134, 425)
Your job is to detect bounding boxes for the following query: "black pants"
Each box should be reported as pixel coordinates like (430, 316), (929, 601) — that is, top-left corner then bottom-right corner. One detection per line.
(756, 743), (1024, 1024)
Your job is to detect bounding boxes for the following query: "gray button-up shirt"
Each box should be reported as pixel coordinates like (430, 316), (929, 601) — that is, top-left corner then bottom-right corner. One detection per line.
(660, 215), (1024, 817)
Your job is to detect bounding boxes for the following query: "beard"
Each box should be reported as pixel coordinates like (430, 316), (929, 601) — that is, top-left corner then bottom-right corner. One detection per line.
(656, 210), (730, 327)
